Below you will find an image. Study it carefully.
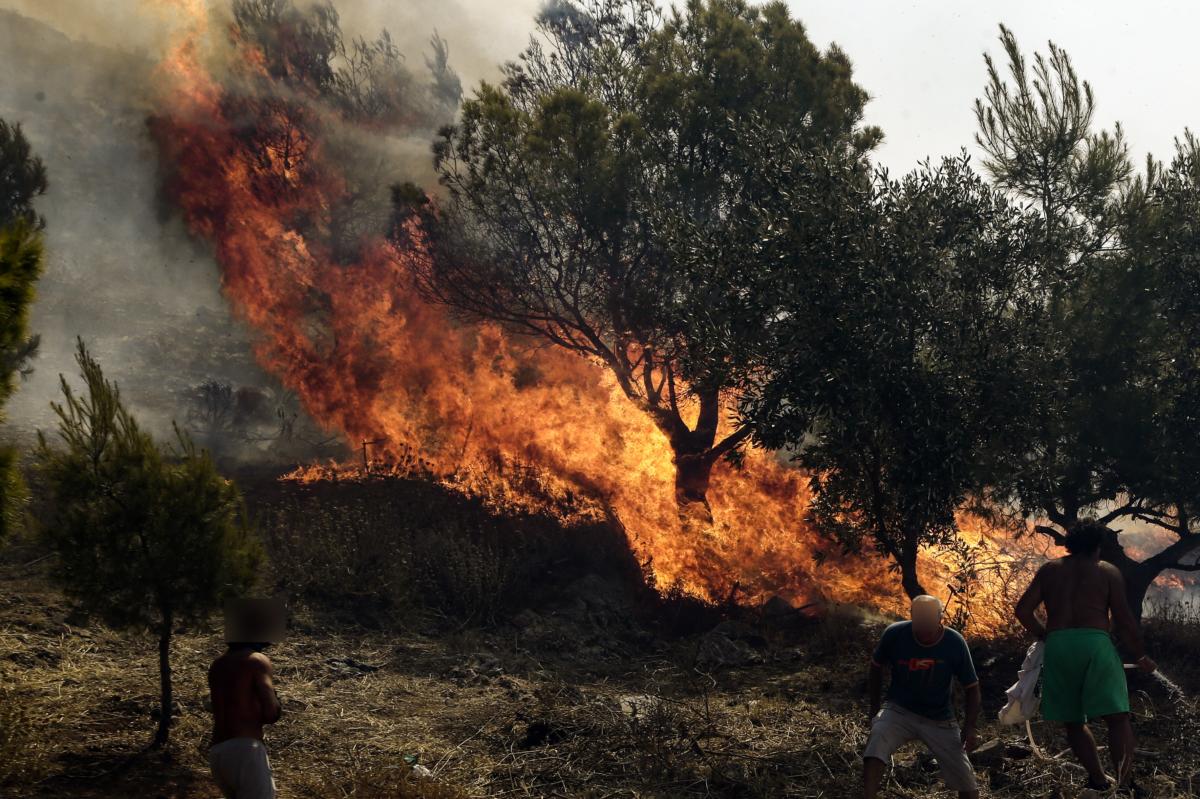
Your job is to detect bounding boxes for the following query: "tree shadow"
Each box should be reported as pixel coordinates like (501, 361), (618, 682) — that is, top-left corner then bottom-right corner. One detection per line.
(35, 741), (209, 799)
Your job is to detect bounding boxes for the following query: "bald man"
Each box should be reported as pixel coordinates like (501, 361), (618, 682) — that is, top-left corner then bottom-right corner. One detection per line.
(863, 596), (982, 799)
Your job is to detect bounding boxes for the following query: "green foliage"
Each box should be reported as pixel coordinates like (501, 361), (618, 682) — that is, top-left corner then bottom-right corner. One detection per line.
(0, 221), (44, 541)
(0, 119), (47, 230)
(37, 340), (260, 629)
(0, 118), (47, 543)
(743, 154), (1043, 596)
(0, 224), (43, 405)
(35, 339), (260, 741)
(970, 27), (1200, 614)
(972, 26), (1139, 526)
(975, 24), (1132, 245)
(401, 0), (879, 501)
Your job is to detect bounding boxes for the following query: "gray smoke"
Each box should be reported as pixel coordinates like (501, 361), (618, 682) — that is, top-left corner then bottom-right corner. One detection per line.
(0, 1), (540, 462)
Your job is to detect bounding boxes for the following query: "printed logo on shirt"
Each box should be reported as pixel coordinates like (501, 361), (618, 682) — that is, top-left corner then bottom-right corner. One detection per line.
(899, 658), (938, 671)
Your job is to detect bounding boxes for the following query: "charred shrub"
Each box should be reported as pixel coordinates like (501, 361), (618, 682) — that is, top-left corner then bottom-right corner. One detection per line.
(256, 475), (638, 625)
(407, 521), (519, 622)
(263, 493), (410, 611)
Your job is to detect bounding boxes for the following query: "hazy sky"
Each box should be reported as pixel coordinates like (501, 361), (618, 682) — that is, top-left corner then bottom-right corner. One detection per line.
(3, 0), (1194, 177)
(787, 1), (1198, 174)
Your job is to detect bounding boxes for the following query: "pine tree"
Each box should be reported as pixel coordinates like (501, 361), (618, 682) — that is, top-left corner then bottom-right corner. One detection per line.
(0, 114), (47, 541)
(37, 340), (261, 746)
(0, 120), (48, 230)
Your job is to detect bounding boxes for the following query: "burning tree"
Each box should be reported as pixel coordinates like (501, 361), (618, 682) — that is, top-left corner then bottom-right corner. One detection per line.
(36, 341), (260, 746)
(398, 0), (881, 505)
(974, 27), (1200, 616)
(225, 0), (461, 264)
(150, 0), (977, 610)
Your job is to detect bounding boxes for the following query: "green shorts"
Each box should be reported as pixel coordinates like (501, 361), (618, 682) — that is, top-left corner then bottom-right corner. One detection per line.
(1042, 628), (1130, 723)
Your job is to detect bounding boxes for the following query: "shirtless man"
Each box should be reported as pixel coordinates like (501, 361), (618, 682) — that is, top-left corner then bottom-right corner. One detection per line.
(208, 601), (284, 799)
(1015, 520), (1156, 794)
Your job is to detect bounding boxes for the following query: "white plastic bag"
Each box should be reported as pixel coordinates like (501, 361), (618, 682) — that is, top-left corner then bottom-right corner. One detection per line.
(998, 640), (1044, 725)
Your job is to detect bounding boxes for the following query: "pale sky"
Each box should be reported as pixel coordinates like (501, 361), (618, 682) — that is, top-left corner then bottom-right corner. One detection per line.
(786, 1), (1199, 175)
(3, 0), (1195, 177)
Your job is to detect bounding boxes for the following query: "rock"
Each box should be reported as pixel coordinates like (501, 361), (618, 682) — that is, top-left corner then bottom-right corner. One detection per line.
(519, 719), (567, 748)
(915, 750), (939, 773)
(968, 738), (1006, 768)
(446, 665), (479, 686)
(469, 652), (504, 678)
(1004, 741), (1032, 760)
(619, 694), (660, 717)
(696, 630), (758, 669)
(446, 653), (505, 686)
(711, 620), (767, 649)
(511, 609), (542, 630)
(761, 595), (794, 619)
(149, 700), (182, 720)
(325, 657), (379, 679)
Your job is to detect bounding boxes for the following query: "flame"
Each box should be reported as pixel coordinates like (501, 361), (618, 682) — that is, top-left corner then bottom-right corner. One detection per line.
(144, 1), (1037, 633)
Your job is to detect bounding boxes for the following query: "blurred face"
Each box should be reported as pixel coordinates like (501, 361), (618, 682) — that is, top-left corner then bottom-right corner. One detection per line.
(911, 596), (943, 637)
(224, 598), (286, 645)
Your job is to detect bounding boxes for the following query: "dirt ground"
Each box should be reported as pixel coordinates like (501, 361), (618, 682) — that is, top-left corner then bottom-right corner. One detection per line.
(2, 550), (1199, 799)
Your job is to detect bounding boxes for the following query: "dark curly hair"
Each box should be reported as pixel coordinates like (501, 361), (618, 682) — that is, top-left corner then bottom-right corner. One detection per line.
(1064, 520), (1107, 556)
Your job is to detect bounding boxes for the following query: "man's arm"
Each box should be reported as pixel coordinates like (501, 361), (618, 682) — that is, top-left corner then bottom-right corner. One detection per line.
(961, 683), (981, 752)
(250, 654), (283, 724)
(867, 661), (884, 720)
(1015, 567), (1047, 639)
(1106, 565), (1153, 670)
(867, 629), (891, 721)
(955, 634), (982, 752)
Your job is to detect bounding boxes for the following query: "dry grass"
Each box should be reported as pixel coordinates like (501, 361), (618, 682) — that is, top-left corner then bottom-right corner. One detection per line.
(4, 529), (1200, 798)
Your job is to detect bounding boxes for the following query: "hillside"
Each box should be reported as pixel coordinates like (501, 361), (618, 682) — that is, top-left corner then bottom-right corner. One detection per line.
(0, 8), (323, 456)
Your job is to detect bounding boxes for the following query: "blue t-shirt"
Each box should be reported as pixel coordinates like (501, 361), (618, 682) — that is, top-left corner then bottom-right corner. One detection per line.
(871, 621), (978, 720)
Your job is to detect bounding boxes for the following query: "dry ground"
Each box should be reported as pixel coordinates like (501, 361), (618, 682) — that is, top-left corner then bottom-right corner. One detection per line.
(3, 550), (1200, 799)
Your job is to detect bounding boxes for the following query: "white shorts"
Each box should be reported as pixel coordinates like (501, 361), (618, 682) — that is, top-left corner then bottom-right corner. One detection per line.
(863, 703), (977, 792)
(209, 737), (276, 799)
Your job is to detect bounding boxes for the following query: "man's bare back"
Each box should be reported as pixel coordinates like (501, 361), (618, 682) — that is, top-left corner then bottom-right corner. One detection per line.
(1015, 552), (1148, 664)
(208, 647), (282, 744)
(1038, 556), (1120, 632)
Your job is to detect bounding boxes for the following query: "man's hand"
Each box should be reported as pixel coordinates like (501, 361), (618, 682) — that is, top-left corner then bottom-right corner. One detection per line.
(1136, 654), (1157, 674)
(1015, 567), (1048, 640)
(961, 725), (979, 753)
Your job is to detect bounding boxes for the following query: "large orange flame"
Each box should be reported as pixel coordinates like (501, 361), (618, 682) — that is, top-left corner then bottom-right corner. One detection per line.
(145, 1), (1044, 632)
